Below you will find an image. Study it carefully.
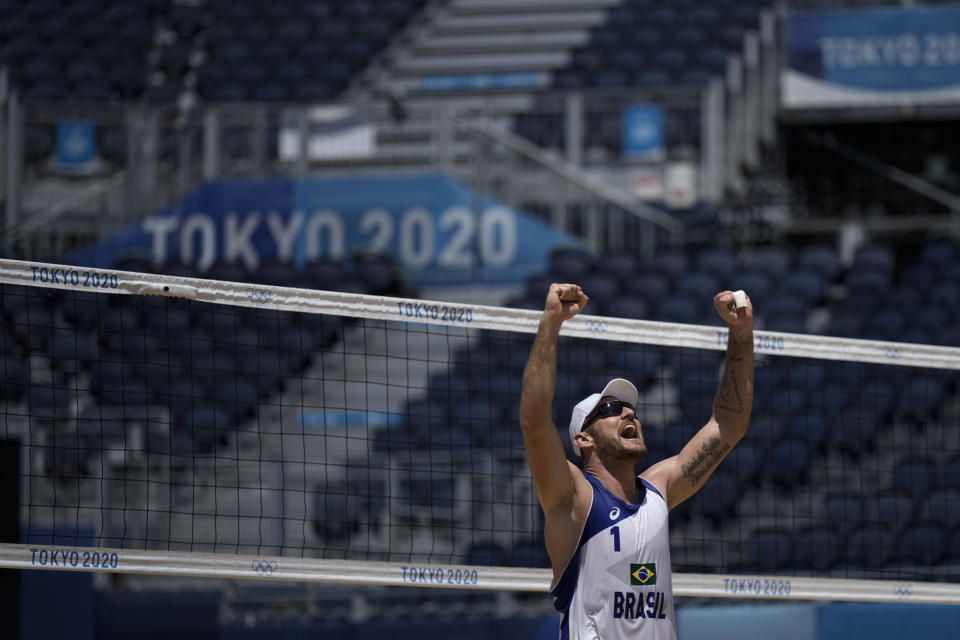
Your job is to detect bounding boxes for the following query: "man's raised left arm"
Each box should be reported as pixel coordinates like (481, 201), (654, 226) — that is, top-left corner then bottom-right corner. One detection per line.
(641, 290), (754, 509)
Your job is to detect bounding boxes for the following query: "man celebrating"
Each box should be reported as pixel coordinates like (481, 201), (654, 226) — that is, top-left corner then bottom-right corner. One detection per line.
(519, 283), (754, 639)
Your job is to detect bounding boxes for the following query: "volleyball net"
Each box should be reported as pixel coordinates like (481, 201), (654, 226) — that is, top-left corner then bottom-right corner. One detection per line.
(1, 258), (960, 605)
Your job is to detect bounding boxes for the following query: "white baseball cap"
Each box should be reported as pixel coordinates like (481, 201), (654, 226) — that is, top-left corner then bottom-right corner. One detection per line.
(568, 378), (639, 456)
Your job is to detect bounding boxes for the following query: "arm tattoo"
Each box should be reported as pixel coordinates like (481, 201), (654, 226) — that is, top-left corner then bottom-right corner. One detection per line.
(680, 436), (731, 487)
(715, 367), (745, 413)
(715, 337), (751, 415)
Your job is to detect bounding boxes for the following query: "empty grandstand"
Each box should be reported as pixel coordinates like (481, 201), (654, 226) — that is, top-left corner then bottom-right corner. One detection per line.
(3, 1), (960, 639)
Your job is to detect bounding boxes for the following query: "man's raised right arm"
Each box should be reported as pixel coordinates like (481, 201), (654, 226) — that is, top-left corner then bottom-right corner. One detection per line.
(518, 283), (589, 514)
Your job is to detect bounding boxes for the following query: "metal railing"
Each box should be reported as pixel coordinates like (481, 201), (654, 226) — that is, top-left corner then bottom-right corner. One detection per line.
(0, 12), (782, 260)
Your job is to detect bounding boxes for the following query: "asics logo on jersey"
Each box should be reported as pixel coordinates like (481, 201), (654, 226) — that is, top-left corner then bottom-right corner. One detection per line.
(609, 507), (620, 520)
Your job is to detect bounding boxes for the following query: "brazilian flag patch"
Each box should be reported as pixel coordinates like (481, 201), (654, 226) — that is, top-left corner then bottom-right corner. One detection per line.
(630, 563), (657, 586)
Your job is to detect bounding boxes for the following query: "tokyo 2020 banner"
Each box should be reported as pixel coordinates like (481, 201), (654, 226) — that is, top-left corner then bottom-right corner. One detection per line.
(784, 5), (960, 108)
(67, 173), (580, 287)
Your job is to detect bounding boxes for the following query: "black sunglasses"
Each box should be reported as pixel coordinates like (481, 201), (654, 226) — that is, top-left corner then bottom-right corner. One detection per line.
(583, 400), (636, 429)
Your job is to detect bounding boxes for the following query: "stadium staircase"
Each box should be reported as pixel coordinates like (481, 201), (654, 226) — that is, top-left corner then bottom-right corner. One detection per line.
(351, 0), (622, 169)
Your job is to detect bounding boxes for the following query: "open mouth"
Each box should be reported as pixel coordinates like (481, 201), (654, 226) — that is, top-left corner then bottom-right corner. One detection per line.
(620, 423), (639, 439)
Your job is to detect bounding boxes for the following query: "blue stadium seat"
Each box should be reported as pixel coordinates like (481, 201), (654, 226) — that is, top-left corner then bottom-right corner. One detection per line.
(864, 490), (914, 532)
(786, 360), (826, 388)
(313, 489), (356, 540)
(654, 48), (689, 74)
(690, 469), (744, 522)
(233, 63), (269, 85)
(649, 250), (689, 284)
(48, 331), (99, 369)
(857, 377), (895, 415)
(866, 307), (905, 340)
(350, 253), (400, 295)
(894, 374), (947, 421)
(768, 387), (807, 417)
(551, 69), (583, 89)
(672, 26), (706, 50)
(142, 305), (191, 334)
(606, 346), (661, 384)
(898, 263), (936, 293)
(830, 408), (879, 453)
(462, 396), (505, 433)
(571, 48), (605, 73)
(356, 17), (394, 47)
(593, 69), (627, 87)
(596, 252), (638, 283)
(403, 398), (450, 431)
(610, 49), (644, 72)
(916, 488), (960, 530)
(852, 244), (895, 276)
(678, 272), (721, 301)
(258, 41), (291, 64)
(821, 494), (864, 534)
(845, 269), (890, 297)
(579, 273), (619, 313)
(28, 383), (80, 418)
(844, 526), (897, 569)
(761, 295), (806, 330)
(655, 295), (699, 324)
(892, 456), (940, 499)
(110, 64), (146, 99)
(0, 352), (29, 401)
(525, 273), (555, 300)
(252, 261), (296, 286)
(899, 318), (937, 343)
(919, 239), (958, 273)
(647, 6), (679, 27)
(550, 248), (594, 281)
(626, 272), (671, 302)
(688, 6), (721, 26)
(731, 4), (760, 28)
(744, 527), (792, 572)
(510, 539), (549, 568)
(604, 296), (649, 320)
(300, 259), (344, 288)
(276, 20), (312, 43)
(746, 246), (791, 281)
(253, 82), (289, 102)
(927, 282), (960, 314)
(696, 46), (729, 74)
(730, 271), (773, 310)
(770, 438), (809, 486)
(629, 28), (664, 49)
(911, 306), (950, 333)
(896, 522), (947, 566)
(156, 44), (191, 78)
(784, 415), (827, 451)
(793, 526), (843, 572)
(679, 68), (713, 85)
(779, 269), (825, 304)
(696, 248), (737, 279)
(945, 456), (960, 488)
(589, 27), (620, 49)
(466, 542), (506, 567)
(942, 325), (960, 347)
(725, 439), (763, 485)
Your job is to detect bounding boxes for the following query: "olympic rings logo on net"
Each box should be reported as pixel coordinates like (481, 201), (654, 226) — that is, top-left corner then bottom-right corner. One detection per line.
(246, 288), (273, 304)
(586, 319), (608, 334)
(252, 559), (278, 576)
(894, 584), (912, 599)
